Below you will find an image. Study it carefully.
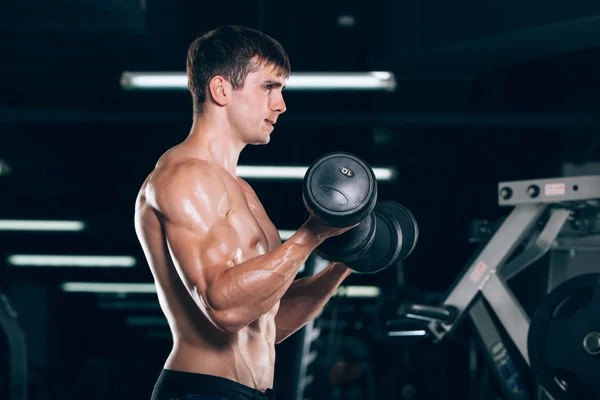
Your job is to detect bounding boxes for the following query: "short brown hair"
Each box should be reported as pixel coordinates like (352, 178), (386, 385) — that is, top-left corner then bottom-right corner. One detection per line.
(186, 25), (291, 113)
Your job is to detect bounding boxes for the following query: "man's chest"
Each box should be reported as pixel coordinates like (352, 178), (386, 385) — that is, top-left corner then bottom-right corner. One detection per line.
(227, 180), (282, 253)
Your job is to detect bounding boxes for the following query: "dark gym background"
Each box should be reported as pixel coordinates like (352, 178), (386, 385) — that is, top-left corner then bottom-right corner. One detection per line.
(1, 1), (599, 399)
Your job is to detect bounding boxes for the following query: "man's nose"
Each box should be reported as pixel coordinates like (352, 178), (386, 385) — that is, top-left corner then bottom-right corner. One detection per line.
(272, 96), (286, 114)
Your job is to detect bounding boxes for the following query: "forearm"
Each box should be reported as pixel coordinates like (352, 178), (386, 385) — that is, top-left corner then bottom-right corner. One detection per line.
(206, 227), (322, 331)
(274, 262), (352, 343)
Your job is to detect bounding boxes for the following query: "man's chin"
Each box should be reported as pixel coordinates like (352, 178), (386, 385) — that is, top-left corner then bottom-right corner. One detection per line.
(249, 136), (271, 145)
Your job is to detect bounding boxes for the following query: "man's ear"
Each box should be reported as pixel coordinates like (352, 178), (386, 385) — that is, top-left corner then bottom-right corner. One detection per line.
(208, 76), (231, 106)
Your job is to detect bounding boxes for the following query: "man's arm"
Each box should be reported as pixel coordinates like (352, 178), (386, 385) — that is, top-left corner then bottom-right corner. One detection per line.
(152, 161), (347, 334)
(274, 262), (352, 344)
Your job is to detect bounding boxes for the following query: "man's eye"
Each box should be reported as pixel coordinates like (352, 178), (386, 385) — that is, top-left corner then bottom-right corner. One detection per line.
(265, 85), (273, 90)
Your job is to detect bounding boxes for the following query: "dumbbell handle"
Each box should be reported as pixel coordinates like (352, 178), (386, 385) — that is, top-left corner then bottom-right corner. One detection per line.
(398, 303), (457, 325)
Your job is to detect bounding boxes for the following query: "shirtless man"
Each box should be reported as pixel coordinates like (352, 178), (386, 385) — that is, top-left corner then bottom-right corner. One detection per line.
(134, 26), (355, 400)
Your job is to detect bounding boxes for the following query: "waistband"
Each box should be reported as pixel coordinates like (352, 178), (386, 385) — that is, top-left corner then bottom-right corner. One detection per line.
(154, 369), (276, 400)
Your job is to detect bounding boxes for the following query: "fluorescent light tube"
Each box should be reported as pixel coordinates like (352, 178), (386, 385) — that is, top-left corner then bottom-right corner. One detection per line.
(61, 282), (156, 293)
(286, 72), (396, 91)
(335, 286), (380, 298)
(0, 220), (85, 231)
(236, 166), (395, 181)
(121, 72), (187, 90)
(388, 330), (428, 337)
(121, 71), (396, 92)
(8, 255), (136, 267)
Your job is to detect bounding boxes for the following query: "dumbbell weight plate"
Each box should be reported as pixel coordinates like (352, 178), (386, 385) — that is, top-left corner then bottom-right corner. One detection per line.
(303, 152), (377, 228)
(345, 206), (402, 274)
(346, 201), (418, 274)
(375, 201), (419, 262)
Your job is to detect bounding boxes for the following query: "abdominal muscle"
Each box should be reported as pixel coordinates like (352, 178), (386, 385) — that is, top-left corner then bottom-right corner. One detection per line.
(162, 305), (278, 392)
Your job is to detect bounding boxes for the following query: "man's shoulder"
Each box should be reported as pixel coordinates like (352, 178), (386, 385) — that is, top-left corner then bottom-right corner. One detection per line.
(153, 157), (223, 189)
(142, 157), (213, 196)
(144, 158), (228, 216)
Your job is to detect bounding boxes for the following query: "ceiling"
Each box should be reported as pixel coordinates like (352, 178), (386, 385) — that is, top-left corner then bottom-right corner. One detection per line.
(1, 0), (600, 291)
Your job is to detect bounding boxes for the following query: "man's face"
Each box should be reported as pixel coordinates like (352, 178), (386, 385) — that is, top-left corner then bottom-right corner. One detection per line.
(228, 62), (287, 145)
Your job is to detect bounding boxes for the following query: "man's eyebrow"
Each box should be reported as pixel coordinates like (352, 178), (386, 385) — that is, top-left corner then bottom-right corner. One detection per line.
(262, 80), (286, 89)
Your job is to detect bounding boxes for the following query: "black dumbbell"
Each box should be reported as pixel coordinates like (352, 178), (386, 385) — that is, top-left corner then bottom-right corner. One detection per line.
(303, 152), (418, 273)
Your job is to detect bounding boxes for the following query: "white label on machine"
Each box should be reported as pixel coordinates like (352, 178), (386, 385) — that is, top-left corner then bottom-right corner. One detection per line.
(469, 261), (488, 283)
(545, 183), (566, 196)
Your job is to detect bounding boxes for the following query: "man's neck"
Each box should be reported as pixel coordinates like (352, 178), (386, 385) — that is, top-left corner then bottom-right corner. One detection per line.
(185, 111), (246, 177)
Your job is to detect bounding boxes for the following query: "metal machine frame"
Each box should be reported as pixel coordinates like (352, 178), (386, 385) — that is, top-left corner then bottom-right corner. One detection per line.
(0, 292), (27, 400)
(397, 174), (600, 400)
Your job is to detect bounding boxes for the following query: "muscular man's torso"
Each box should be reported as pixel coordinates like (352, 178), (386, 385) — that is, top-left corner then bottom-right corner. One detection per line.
(134, 145), (283, 391)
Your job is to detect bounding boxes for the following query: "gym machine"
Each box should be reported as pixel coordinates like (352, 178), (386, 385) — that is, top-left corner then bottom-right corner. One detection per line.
(392, 175), (600, 400)
(0, 290), (27, 400)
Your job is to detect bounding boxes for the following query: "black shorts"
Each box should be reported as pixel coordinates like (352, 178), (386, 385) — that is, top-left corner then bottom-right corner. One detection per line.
(150, 369), (277, 400)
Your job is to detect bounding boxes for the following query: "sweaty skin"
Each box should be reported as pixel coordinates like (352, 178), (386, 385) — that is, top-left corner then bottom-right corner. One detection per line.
(134, 61), (353, 392)
(134, 146), (349, 391)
